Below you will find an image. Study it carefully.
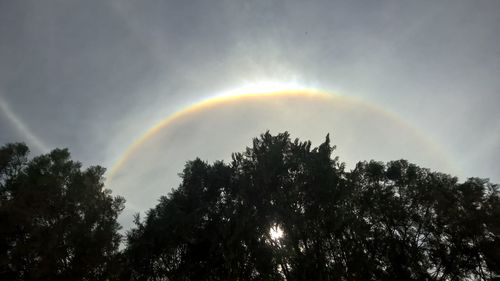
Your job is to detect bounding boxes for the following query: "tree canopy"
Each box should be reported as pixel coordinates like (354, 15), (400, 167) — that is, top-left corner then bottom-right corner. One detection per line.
(1, 132), (499, 280)
(124, 132), (500, 280)
(0, 143), (125, 281)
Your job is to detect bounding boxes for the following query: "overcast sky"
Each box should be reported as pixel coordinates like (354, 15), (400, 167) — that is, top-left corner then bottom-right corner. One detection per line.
(1, 0), (499, 227)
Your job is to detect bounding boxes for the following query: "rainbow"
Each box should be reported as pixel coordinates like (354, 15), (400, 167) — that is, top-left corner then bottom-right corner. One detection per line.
(107, 86), (458, 183)
(0, 95), (49, 153)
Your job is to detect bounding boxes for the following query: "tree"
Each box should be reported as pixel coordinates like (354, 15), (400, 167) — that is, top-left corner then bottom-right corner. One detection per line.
(0, 143), (125, 281)
(124, 132), (500, 280)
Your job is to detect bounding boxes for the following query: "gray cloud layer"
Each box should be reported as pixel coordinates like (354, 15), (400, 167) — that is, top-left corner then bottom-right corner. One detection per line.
(1, 1), (499, 227)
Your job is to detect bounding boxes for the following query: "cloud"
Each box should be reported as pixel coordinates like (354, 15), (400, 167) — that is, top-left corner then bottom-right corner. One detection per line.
(0, 0), (499, 231)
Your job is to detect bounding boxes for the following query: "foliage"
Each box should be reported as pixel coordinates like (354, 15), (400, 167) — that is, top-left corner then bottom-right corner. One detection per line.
(0, 143), (125, 281)
(124, 132), (500, 281)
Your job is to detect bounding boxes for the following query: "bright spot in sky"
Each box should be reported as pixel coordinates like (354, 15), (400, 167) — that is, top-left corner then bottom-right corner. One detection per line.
(269, 224), (284, 241)
(220, 81), (310, 98)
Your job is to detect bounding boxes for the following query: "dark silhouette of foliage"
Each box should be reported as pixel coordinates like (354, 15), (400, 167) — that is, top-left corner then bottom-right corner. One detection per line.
(0, 143), (125, 281)
(124, 132), (500, 281)
(1, 133), (499, 280)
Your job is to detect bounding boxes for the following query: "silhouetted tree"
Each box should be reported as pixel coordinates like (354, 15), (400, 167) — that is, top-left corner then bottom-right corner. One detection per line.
(0, 143), (125, 281)
(124, 132), (500, 280)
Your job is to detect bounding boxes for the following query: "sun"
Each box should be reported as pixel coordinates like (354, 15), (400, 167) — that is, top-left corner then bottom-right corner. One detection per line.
(269, 224), (284, 241)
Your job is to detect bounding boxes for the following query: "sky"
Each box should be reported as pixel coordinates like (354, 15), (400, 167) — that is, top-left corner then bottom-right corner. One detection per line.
(1, 0), (499, 228)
